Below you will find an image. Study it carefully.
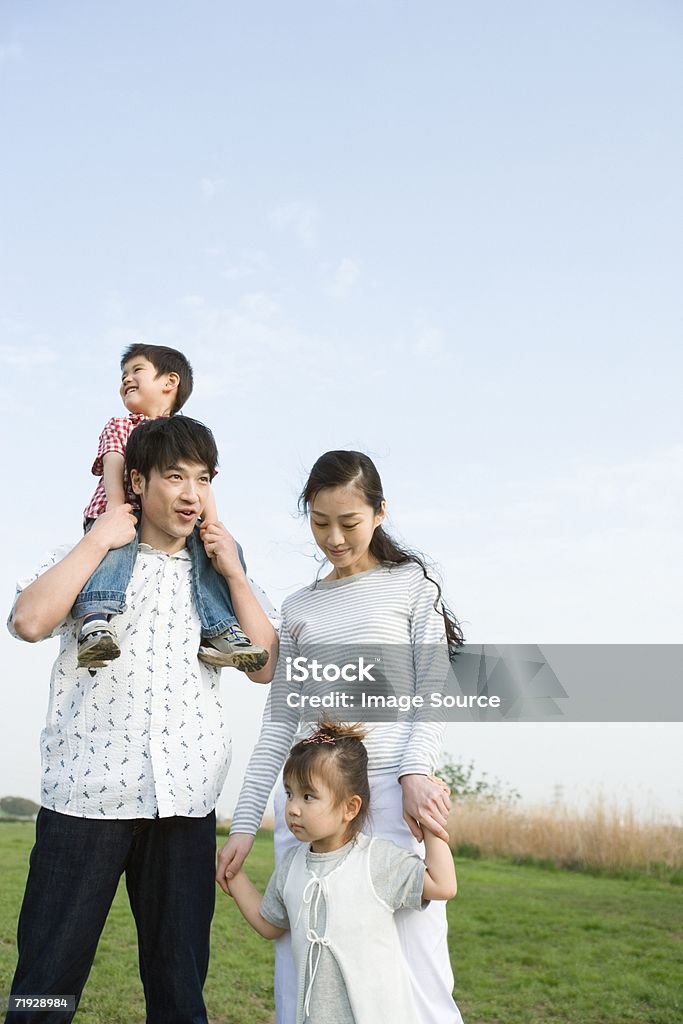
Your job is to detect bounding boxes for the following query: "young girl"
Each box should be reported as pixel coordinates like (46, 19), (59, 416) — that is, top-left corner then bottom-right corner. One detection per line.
(227, 722), (457, 1024)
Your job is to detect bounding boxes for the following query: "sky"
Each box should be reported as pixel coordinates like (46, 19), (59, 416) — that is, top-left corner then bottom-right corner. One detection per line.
(1, 1), (681, 819)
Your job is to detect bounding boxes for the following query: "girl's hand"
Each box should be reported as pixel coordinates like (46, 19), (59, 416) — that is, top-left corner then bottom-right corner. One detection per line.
(216, 833), (255, 894)
(399, 773), (451, 843)
(225, 870), (241, 898)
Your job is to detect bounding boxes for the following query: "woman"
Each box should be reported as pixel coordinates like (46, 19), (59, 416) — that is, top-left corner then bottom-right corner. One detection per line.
(217, 450), (465, 1024)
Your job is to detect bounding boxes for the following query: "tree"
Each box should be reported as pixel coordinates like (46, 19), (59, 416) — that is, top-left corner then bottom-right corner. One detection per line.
(0, 796), (40, 818)
(436, 756), (520, 802)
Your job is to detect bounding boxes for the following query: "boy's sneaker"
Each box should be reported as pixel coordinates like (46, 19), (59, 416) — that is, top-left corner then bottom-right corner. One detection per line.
(198, 624), (269, 672)
(77, 619), (121, 669)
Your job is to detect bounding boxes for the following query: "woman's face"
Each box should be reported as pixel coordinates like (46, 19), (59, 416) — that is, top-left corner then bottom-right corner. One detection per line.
(309, 484), (385, 575)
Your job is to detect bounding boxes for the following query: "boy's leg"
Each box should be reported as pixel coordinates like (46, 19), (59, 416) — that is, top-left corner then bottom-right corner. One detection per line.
(72, 520), (139, 667)
(125, 812), (217, 1024)
(4, 809), (134, 1024)
(72, 522), (138, 620)
(185, 529), (269, 672)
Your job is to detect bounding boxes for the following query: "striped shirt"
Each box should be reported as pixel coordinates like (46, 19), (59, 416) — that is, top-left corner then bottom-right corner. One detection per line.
(231, 561), (451, 834)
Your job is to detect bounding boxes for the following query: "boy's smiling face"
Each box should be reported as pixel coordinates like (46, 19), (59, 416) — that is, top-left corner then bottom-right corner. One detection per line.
(120, 356), (178, 417)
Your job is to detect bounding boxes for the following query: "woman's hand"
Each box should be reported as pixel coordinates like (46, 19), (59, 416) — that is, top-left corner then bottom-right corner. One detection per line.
(399, 773), (451, 843)
(216, 833), (255, 894)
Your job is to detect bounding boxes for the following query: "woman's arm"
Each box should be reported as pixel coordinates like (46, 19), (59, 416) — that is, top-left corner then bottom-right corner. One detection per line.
(216, 687), (299, 887)
(399, 773), (451, 843)
(216, 608), (302, 890)
(226, 870), (287, 940)
(400, 567), (453, 837)
(421, 830), (457, 901)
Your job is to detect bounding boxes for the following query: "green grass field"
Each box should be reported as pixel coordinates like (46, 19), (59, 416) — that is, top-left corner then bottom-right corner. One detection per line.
(1, 823), (681, 1023)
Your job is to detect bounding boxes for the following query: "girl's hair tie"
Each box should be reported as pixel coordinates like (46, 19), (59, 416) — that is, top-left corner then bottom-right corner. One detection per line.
(303, 730), (336, 746)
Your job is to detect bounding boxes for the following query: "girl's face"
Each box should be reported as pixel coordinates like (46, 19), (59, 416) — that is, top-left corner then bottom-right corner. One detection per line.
(309, 484), (385, 577)
(284, 772), (361, 853)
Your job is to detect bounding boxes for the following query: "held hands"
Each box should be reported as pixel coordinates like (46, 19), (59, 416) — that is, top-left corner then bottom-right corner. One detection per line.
(400, 773), (451, 843)
(89, 504), (137, 552)
(200, 521), (244, 581)
(216, 833), (255, 894)
(224, 874), (237, 898)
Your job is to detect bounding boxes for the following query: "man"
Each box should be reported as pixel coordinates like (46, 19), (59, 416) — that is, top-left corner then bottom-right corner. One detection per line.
(5, 416), (277, 1024)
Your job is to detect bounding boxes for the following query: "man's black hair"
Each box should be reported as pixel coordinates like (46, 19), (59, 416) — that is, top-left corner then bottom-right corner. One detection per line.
(125, 416), (218, 482)
(121, 343), (194, 413)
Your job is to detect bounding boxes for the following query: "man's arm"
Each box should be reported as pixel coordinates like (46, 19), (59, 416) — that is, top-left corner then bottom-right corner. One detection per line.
(12, 506), (138, 642)
(199, 520), (278, 683)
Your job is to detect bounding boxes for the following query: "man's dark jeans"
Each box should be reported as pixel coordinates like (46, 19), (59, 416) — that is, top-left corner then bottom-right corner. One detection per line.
(5, 808), (217, 1024)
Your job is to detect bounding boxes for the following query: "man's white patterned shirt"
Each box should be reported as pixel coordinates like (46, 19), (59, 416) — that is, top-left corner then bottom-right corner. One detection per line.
(10, 543), (241, 818)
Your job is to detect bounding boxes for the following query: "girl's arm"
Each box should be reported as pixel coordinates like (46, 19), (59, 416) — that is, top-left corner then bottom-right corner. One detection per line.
(227, 870), (287, 940)
(422, 830), (457, 901)
(102, 452), (127, 509)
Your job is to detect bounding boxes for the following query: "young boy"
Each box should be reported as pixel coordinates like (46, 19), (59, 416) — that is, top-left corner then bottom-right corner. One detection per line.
(72, 343), (269, 673)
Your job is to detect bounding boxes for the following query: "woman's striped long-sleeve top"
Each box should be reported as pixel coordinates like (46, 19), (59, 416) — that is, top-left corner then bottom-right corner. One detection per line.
(230, 560), (452, 834)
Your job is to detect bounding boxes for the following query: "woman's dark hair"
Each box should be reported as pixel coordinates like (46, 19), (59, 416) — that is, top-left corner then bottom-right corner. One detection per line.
(121, 343), (194, 413)
(125, 415), (218, 482)
(284, 721), (370, 840)
(299, 450), (464, 658)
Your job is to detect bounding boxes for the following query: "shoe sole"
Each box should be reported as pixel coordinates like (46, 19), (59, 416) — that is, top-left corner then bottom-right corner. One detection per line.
(197, 648), (270, 672)
(78, 635), (122, 668)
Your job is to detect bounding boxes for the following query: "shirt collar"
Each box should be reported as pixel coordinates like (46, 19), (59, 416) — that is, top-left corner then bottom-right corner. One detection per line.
(128, 412), (148, 424)
(137, 542), (191, 560)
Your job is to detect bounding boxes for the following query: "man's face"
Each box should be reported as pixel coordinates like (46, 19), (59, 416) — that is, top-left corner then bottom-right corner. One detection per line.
(130, 460), (211, 553)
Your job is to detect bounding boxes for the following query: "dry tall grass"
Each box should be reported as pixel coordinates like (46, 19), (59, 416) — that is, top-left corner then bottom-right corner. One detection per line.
(448, 798), (683, 874)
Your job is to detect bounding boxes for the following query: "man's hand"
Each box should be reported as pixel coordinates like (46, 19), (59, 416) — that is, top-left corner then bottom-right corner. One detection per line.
(90, 504), (138, 552)
(11, 506), (138, 643)
(216, 833), (255, 894)
(399, 773), (451, 843)
(200, 521), (244, 582)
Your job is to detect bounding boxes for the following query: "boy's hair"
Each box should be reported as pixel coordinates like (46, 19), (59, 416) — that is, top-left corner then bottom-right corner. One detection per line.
(125, 416), (218, 483)
(284, 721), (370, 840)
(121, 343), (194, 414)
